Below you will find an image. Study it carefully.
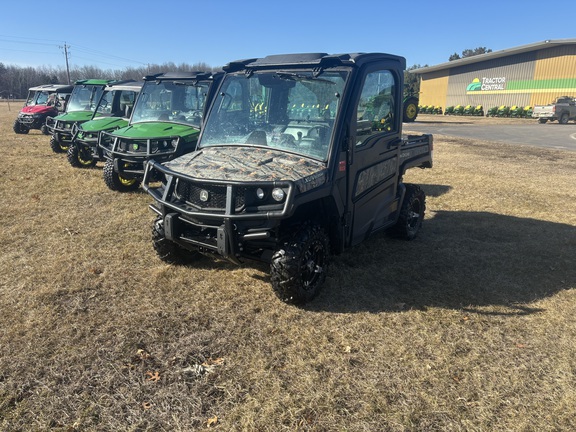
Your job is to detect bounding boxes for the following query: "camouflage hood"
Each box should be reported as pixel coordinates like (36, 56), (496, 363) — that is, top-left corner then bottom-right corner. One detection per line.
(164, 146), (328, 191)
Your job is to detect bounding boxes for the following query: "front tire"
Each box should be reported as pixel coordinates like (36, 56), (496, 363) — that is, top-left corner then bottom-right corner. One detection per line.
(270, 223), (329, 304)
(67, 143), (97, 168)
(50, 135), (67, 153)
(388, 184), (426, 240)
(152, 216), (199, 264)
(559, 113), (569, 124)
(103, 159), (140, 192)
(13, 120), (29, 134)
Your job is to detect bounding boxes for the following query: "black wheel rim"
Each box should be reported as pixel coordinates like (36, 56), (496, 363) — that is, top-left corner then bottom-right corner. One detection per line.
(407, 199), (422, 231)
(301, 240), (325, 290)
(78, 147), (93, 166)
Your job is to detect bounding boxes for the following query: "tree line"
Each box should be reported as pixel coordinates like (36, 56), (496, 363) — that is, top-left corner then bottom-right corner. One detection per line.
(0, 47), (491, 100)
(0, 61), (216, 99)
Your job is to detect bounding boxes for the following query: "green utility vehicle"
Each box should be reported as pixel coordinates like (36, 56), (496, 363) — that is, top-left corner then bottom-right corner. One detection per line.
(67, 81), (143, 168)
(46, 79), (116, 153)
(13, 84), (73, 134)
(142, 53), (433, 304)
(98, 72), (221, 192)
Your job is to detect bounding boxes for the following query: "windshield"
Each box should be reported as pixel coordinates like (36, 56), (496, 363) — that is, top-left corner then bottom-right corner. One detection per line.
(66, 85), (104, 112)
(25, 91), (49, 106)
(131, 80), (211, 128)
(199, 70), (347, 161)
(95, 90), (115, 116)
(25, 91), (36, 106)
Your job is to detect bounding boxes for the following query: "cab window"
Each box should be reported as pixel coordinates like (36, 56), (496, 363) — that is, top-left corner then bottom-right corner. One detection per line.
(355, 70), (396, 146)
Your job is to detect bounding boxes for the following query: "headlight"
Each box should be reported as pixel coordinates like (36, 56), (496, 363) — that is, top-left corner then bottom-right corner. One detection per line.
(256, 188), (265, 200)
(271, 188), (285, 202)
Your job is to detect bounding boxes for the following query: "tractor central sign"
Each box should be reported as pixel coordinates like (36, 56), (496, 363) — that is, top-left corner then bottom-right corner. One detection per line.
(467, 77), (507, 92)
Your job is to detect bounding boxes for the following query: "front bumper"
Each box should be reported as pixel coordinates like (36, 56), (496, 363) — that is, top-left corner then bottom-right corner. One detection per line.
(47, 118), (75, 142)
(17, 114), (45, 129)
(99, 131), (194, 177)
(71, 124), (102, 159)
(143, 160), (295, 263)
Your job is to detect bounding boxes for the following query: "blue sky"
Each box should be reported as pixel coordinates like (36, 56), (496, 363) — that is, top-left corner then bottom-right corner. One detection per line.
(1, 0), (575, 71)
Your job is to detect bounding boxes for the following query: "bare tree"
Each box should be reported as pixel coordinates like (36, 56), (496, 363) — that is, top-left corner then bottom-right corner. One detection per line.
(0, 61), (218, 98)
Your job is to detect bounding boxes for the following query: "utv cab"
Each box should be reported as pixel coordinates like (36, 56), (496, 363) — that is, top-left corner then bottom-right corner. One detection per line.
(142, 52), (433, 304)
(67, 80), (143, 168)
(13, 84), (73, 134)
(98, 71), (221, 192)
(46, 79), (116, 153)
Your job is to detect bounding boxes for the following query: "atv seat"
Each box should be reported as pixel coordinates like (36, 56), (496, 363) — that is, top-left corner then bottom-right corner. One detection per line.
(245, 130), (267, 145)
(118, 101), (134, 118)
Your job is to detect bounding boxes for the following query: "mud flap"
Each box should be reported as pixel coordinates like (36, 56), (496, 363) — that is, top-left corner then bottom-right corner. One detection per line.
(217, 226), (229, 258)
(164, 213), (179, 241)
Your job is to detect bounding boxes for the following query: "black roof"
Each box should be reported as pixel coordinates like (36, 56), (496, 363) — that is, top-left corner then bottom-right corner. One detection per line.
(223, 52), (406, 72)
(105, 80), (144, 92)
(28, 84), (74, 93)
(143, 71), (213, 81)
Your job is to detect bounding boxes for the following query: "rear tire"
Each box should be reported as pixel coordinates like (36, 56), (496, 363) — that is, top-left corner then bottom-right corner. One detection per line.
(103, 159), (139, 192)
(41, 125), (50, 135)
(403, 97), (419, 123)
(388, 184), (426, 240)
(270, 223), (329, 304)
(67, 143), (97, 168)
(152, 216), (199, 264)
(538, 118), (548, 124)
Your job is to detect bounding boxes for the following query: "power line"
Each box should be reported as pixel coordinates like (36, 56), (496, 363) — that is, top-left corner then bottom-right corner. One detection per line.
(0, 34), (148, 68)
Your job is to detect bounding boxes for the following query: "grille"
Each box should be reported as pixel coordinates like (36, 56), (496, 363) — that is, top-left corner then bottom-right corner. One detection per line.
(118, 140), (146, 153)
(175, 180), (246, 211)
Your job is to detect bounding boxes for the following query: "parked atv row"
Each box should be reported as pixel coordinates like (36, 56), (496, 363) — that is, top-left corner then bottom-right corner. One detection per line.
(444, 105), (484, 116)
(36, 73), (220, 193)
(419, 103), (534, 119)
(485, 105), (533, 118)
(418, 105), (443, 115)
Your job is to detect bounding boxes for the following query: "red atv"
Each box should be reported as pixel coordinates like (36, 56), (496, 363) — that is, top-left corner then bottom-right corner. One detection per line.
(13, 84), (73, 134)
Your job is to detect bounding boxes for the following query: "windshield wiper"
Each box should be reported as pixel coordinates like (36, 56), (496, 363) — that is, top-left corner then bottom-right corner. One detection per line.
(275, 72), (335, 85)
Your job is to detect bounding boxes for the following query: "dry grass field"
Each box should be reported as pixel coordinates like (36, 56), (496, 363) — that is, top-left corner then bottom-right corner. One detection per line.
(0, 104), (575, 431)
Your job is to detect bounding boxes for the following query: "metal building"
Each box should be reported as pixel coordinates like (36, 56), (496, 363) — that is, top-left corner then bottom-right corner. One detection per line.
(413, 39), (576, 111)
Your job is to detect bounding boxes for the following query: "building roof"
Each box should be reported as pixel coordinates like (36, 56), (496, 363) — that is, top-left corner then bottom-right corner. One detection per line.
(412, 39), (576, 74)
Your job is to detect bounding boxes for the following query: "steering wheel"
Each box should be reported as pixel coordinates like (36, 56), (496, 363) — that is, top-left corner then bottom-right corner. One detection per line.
(306, 125), (329, 138)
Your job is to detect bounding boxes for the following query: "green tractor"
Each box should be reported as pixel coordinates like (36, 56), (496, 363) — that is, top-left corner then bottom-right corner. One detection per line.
(98, 71), (222, 192)
(46, 79), (116, 153)
(402, 93), (419, 122)
(67, 81), (143, 168)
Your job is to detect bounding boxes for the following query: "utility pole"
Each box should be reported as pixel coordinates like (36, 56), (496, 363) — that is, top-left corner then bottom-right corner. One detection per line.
(61, 42), (71, 84)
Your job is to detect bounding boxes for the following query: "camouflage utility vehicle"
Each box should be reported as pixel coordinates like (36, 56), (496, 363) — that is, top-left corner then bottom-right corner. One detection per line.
(143, 53), (433, 304)
(13, 84), (73, 134)
(67, 81), (143, 168)
(46, 79), (115, 153)
(98, 72), (221, 192)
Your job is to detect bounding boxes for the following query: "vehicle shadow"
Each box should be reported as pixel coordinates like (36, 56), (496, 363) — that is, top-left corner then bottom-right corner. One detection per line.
(421, 184), (452, 198)
(306, 211), (576, 315)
